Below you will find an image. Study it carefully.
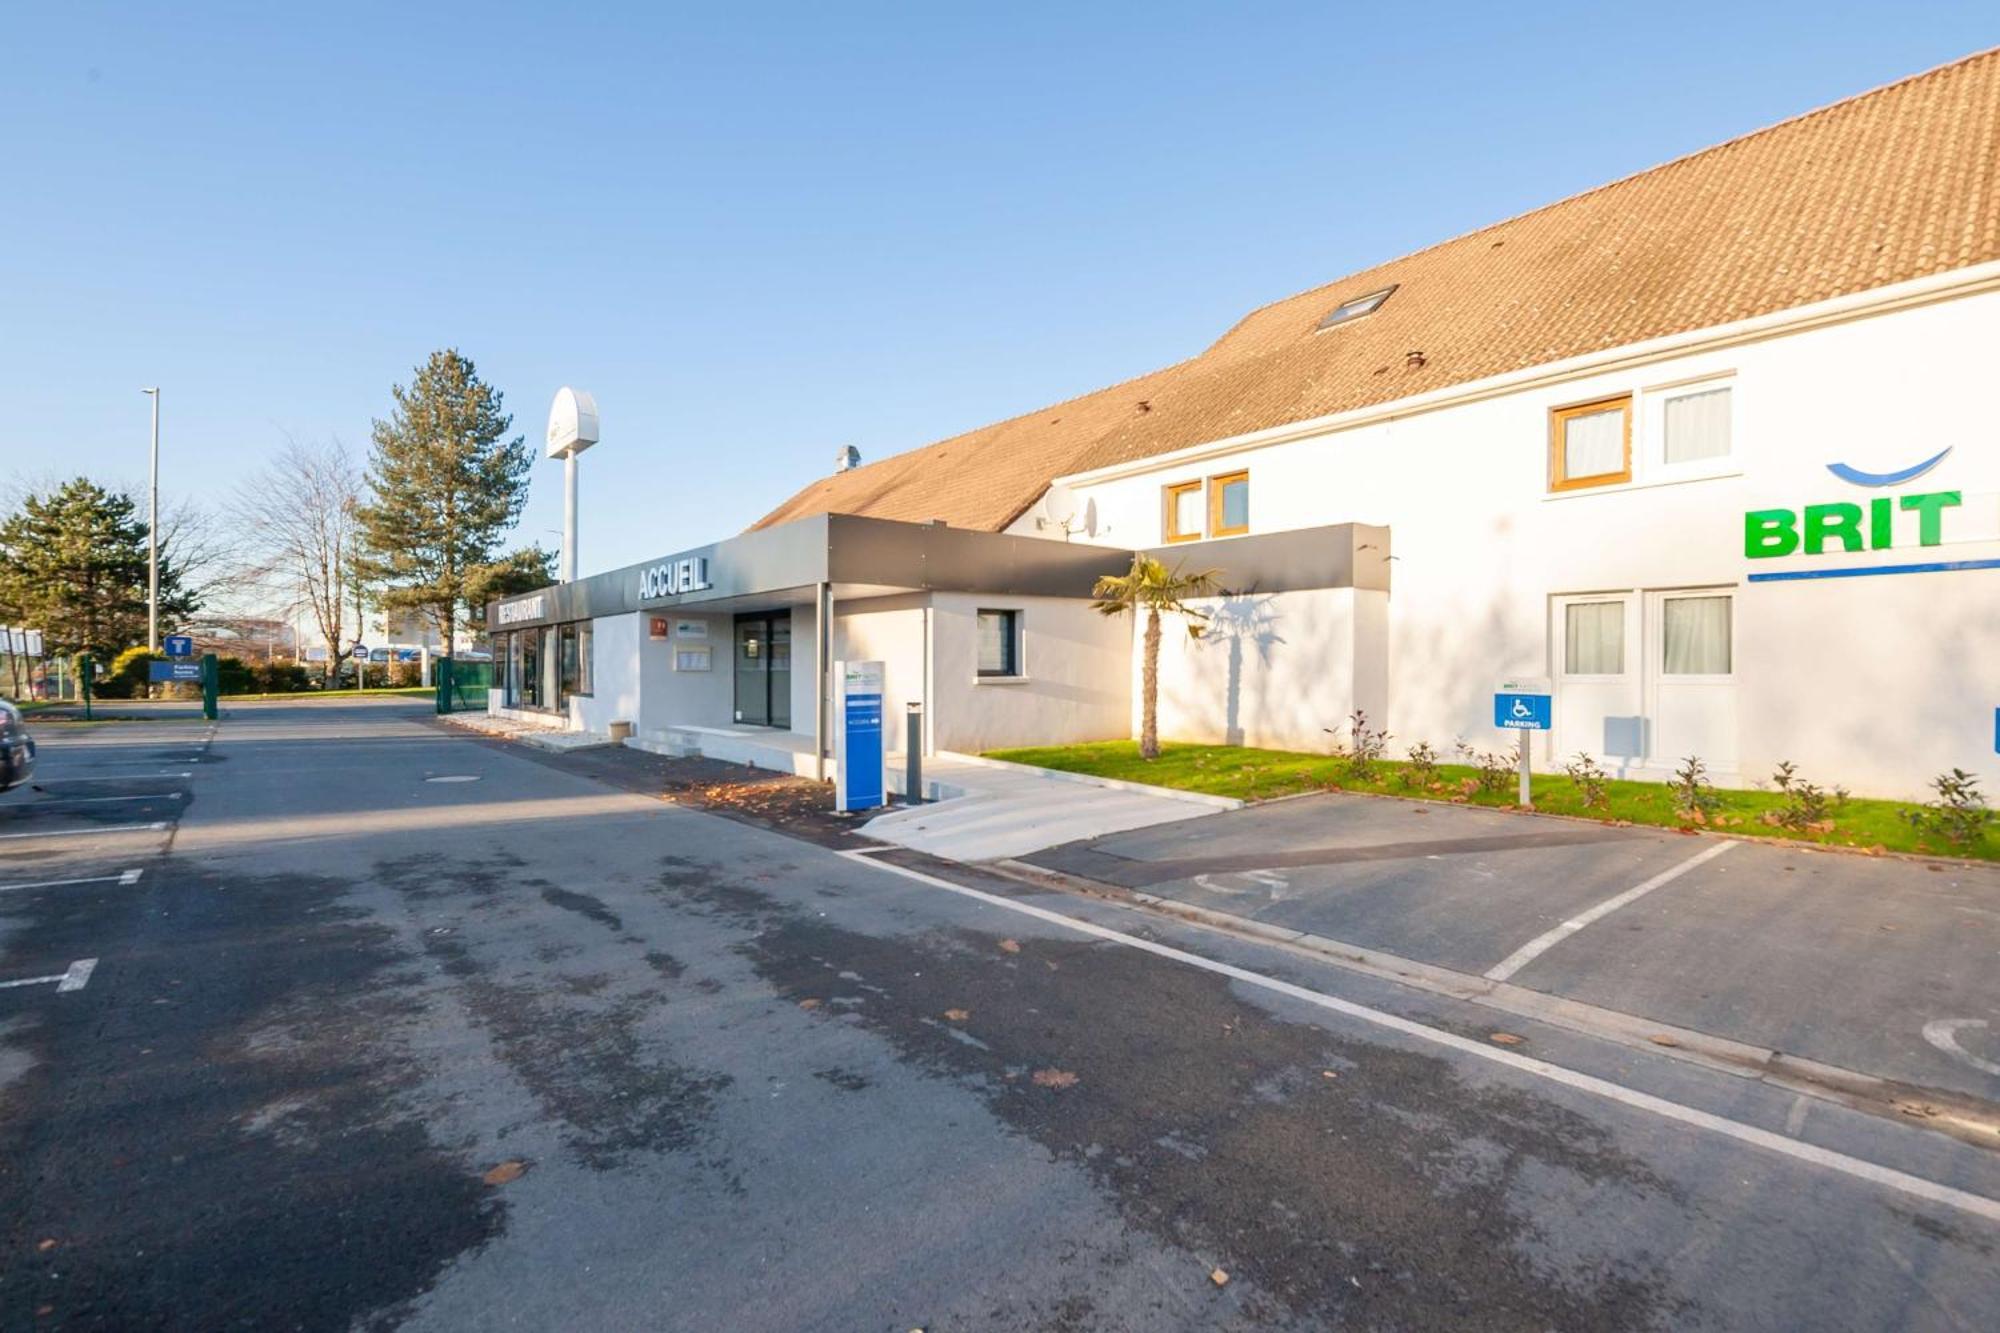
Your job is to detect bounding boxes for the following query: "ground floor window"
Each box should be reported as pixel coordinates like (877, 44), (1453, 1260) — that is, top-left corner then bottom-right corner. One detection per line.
(977, 608), (1021, 677)
(1551, 588), (1736, 771)
(499, 620), (592, 711)
(559, 622), (593, 698)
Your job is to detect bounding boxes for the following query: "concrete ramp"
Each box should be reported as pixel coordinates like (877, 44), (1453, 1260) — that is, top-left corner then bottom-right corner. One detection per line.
(861, 754), (1237, 861)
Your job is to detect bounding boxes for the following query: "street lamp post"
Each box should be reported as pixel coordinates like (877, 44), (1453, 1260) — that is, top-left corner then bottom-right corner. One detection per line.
(141, 387), (160, 651)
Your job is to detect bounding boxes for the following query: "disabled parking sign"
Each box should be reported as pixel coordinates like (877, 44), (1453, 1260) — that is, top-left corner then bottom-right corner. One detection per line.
(1493, 686), (1552, 731)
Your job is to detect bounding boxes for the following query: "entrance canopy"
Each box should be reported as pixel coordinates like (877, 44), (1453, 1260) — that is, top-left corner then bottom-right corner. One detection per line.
(484, 512), (1389, 633)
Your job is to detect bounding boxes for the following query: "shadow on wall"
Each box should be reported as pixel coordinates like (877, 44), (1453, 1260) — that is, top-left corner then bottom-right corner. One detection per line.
(1388, 598), (1534, 758)
(1205, 593), (1288, 747)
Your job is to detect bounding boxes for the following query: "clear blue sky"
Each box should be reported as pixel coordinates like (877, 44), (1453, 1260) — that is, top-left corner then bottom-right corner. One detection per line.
(4, 3), (1993, 581)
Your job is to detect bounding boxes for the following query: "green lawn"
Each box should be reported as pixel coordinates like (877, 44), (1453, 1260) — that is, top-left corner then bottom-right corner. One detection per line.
(985, 740), (1997, 862)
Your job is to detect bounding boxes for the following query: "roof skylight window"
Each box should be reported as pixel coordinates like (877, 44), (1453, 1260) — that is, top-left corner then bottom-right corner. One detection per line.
(1316, 284), (1397, 330)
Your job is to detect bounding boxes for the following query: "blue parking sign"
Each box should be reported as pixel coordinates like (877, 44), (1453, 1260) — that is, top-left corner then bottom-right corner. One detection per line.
(1494, 691), (1552, 730)
(164, 634), (195, 658)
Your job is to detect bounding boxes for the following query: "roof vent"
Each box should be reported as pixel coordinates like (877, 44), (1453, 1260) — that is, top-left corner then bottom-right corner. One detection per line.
(834, 444), (861, 472)
(1317, 284), (1397, 331)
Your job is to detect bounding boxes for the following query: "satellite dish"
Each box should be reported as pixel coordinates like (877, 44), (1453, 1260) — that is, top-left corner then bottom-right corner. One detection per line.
(546, 387), (600, 460)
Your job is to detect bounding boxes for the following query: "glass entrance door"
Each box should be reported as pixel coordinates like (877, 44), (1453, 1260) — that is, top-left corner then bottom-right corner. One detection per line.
(733, 612), (792, 727)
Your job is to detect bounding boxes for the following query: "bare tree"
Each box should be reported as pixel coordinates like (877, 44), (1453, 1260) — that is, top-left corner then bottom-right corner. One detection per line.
(228, 438), (362, 684)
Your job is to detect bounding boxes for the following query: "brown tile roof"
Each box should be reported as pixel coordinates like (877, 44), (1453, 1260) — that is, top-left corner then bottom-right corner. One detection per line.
(753, 47), (2000, 533)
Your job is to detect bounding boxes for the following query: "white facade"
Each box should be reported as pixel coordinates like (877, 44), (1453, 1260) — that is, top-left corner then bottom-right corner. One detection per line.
(1016, 268), (2000, 798)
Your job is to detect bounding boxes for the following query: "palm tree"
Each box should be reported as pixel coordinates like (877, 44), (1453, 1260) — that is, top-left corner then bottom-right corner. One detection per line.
(1092, 554), (1220, 760)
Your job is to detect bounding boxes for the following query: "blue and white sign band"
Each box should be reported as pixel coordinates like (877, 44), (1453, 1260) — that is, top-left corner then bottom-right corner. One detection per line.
(1748, 557), (2000, 582)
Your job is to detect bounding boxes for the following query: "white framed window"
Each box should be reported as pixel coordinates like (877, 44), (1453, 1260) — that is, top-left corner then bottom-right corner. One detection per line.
(976, 609), (1022, 678)
(1660, 594), (1733, 676)
(1563, 601), (1626, 676)
(1657, 382), (1733, 468)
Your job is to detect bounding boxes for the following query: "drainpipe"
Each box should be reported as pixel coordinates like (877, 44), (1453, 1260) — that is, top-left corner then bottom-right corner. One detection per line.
(814, 581), (832, 782)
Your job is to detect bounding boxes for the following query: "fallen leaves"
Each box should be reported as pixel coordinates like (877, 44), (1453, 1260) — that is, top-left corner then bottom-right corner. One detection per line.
(943, 1008), (970, 1023)
(996, 939), (1021, 954)
(1648, 1034), (1681, 1048)
(482, 1159), (528, 1186)
(798, 998), (823, 1011)
(36, 1239), (57, 1253)
(1031, 1068), (1079, 1089)
(1210, 1267), (1231, 1287)
(1487, 1032), (1525, 1046)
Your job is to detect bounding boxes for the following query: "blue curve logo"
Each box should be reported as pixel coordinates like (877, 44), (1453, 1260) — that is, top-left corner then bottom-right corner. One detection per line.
(1825, 447), (1951, 488)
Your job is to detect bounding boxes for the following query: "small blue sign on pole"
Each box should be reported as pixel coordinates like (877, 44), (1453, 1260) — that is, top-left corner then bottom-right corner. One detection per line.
(149, 660), (203, 683)
(163, 634), (194, 658)
(1493, 690), (1553, 731)
(835, 660), (886, 812)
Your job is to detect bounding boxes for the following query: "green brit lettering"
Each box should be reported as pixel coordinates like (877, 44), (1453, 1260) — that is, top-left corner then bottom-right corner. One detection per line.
(1898, 490), (1961, 546)
(1744, 508), (1799, 558)
(1803, 503), (1864, 555)
(1869, 496), (1893, 549)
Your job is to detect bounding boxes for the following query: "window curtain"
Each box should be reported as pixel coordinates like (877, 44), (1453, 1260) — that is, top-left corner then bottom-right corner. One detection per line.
(1662, 596), (1732, 674)
(1663, 388), (1731, 464)
(1173, 488), (1204, 537)
(1564, 408), (1624, 477)
(1564, 602), (1625, 675)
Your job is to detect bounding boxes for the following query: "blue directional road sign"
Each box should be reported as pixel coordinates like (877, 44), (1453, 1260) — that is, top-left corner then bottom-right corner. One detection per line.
(163, 634), (194, 658)
(149, 660), (203, 682)
(1494, 690), (1552, 730)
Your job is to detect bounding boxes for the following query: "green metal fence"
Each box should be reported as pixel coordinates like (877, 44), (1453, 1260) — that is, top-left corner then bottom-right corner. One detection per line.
(435, 657), (493, 713)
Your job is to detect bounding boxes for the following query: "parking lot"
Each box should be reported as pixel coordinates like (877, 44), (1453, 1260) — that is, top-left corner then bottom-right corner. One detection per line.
(1027, 790), (2000, 1103)
(1, 714), (211, 1013)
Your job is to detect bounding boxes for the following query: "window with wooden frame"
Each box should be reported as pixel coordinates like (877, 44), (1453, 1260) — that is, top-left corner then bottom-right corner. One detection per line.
(1163, 480), (1203, 542)
(1208, 470), (1249, 537)
(1549, 395), (1632, 491)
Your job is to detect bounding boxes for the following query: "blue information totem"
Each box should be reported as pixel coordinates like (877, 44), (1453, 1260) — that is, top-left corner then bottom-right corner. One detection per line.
(149, 660), (203, 682)
(163, 634), (194, 658)
(835, 660), (886, 812)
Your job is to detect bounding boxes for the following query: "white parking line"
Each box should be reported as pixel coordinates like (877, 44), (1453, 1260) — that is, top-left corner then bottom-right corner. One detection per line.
(1484, 840), (1738, 983)
(0, 822), (170, 841)
(839, 846), (2000, 1226)
(29, 773), (193, 784)
(0, 869), (143, 894)
(21, 792), (183, 806)
(0, 959), (98, 992)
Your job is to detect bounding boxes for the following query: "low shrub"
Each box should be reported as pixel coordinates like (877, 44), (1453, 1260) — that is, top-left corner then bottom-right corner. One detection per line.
(1905, 769), (1994, 849)
(1767, 760), (1845, 832)
(1668, 754), (1721, 821)
(1343, 709), (1390, 781)
(1399, 741), (1440, 791)
(1563, 752), (1610, 809)
(92, 646), (160, 699)
(252, 661), (312, 693)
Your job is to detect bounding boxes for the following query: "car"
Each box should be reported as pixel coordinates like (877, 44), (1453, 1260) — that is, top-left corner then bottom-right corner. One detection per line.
(0, 699), (36, 792)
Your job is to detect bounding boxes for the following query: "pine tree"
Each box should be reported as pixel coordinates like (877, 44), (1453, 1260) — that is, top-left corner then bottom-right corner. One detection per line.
(0, 477), (193, 660)
(354, 349), (534, 644)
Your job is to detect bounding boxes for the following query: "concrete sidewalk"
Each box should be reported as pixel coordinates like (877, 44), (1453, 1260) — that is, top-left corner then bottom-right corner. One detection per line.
(861, 754), (1237, 861)
(1024, 790), (2000, 1106)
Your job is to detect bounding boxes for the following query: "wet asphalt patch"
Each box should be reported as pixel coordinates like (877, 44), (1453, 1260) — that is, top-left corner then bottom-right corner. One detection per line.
(733, 905), (1684, 1330)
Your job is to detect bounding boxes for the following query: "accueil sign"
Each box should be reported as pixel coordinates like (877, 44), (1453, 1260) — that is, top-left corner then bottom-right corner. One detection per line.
(639, 556), (713, 599)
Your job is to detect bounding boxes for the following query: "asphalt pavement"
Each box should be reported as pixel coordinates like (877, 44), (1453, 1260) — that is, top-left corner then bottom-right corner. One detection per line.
(3, 699), (1998, 1330)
